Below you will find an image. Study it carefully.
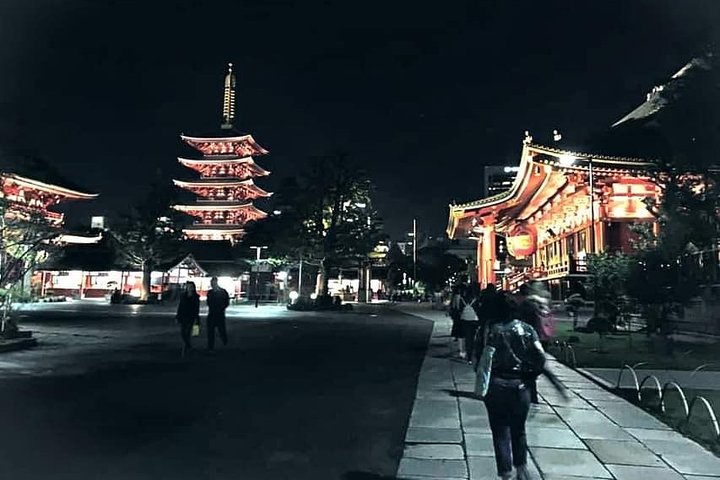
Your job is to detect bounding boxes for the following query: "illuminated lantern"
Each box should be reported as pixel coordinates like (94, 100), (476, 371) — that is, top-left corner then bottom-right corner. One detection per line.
(507, 225), (537, 258)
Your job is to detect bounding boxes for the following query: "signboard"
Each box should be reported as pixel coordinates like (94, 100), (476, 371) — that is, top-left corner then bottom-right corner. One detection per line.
(507, 224), (537, 258)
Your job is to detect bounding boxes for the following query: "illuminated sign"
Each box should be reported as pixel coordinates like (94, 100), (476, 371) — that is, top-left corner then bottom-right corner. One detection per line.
(507, 225), (537, 258)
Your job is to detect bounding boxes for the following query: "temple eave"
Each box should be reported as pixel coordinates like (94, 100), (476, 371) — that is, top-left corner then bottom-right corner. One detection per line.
(7, 174), (99, 199)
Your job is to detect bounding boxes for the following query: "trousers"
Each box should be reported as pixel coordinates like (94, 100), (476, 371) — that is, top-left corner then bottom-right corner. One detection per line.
(207, 315), (228, 350)
(484, 376), (531, 476)
(180, 321), (194, 349)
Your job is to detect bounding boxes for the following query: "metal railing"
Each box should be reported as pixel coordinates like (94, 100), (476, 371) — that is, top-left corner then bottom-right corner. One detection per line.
(614, 363), (720, 442)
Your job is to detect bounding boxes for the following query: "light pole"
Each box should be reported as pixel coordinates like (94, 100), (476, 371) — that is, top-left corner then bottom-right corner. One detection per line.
(249, 245), (268, 307)
(412, 218), (417, 285)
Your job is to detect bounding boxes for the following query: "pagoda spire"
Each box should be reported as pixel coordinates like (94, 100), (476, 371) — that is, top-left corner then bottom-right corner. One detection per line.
(221, 62), (236, 130)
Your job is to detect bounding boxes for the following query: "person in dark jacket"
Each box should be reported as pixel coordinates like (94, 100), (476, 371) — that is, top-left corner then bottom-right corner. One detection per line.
(176, 281), (200, 357)
(206, 276), (230, 352)
(475, 298), (566, 480)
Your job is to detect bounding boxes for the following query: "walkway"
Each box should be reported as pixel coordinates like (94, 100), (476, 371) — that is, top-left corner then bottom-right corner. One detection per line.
(584, 368), (720, 391)
(395, 304), (720, 480)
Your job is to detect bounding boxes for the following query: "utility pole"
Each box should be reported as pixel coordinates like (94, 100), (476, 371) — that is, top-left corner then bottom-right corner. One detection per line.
(413, 218), (417, 288)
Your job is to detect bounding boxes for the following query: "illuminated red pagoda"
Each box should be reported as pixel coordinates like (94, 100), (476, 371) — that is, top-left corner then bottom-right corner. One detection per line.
(173, 63), (271, 242)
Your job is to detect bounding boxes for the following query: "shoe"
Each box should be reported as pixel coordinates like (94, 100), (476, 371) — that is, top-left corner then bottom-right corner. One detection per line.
(499, 472), (513, 480)
(515, 464), (532, 480)
(206, 349), (216, 355)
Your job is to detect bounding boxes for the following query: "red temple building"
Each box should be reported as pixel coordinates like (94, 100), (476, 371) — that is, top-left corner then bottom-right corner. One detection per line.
(1, 171), (97, 224)
(173, 63), (271, 242)
(447, 139), (659, 298)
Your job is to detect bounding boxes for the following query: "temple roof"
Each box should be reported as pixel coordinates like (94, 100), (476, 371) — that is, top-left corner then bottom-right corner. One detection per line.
(180, 133), (268, 156)
(451, 143), (653, 211)
(6, 174), (99, 199)
(174, 201), (266, 212)
(591, 53), (720, 161)
(173, 178), (272, 197)
(0, 149), (97, 198)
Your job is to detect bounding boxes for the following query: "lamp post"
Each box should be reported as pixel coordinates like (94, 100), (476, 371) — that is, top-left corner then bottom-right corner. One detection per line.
(413, 218), (417, 285)
(249, 245), (268, 307)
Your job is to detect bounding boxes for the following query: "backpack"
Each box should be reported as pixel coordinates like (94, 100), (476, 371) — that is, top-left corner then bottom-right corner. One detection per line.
(487, 320), (546, 378)
(459, 297), (478, 321)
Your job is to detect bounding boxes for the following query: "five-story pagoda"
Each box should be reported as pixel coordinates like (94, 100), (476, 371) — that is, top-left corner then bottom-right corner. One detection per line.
(173, 63), (271, 242)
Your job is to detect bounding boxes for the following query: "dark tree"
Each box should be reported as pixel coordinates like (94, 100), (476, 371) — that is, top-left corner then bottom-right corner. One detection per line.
(112, 181), (185, 300)
(243, 152), (384, 295)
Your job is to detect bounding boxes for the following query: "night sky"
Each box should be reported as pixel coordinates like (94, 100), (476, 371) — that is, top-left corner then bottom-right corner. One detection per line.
(1, 0), (718, 238)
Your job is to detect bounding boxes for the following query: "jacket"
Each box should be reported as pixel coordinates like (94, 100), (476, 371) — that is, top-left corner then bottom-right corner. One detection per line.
(477, 320), (546, 380)
(176, 293), (200, 324)
(207, 287), (230, 318)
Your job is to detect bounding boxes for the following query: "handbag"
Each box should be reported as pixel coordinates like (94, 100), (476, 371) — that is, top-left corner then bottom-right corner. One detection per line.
(473, 325), (495, 398)
(474, 345), (495, 398)
(192, 323), (200, 337)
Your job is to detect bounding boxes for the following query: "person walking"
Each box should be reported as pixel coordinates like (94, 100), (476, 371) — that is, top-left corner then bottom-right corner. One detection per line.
(514, 281), (553, 404)
(448, 284), (464, 349)
(176, 281), (200, 357)
(458, 282), (481, 363)
(206, 277), (230, 352)
(474, 297), (566, 480)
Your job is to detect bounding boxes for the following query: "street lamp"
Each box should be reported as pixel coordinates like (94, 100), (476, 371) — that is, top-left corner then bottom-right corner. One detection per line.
(249, 246), (268, 307)
(558, 155), (595, 254)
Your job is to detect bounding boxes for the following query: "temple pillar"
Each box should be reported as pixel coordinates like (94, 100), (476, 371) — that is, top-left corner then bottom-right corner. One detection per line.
(483, 226), (497, 287)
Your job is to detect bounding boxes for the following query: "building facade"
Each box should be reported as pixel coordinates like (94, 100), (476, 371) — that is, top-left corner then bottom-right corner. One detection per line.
(173, 64), (271, 242)
(448, 141), (659, 298)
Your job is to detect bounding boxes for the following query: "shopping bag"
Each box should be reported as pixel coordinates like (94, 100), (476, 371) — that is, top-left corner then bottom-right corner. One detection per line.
(474, 345), (495, 398)
(192, 324), (200, 337)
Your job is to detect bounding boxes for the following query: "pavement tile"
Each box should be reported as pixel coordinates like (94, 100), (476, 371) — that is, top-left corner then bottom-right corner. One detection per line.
(599, 403), (671, 430)
(526, 426), (586, 449)
(397, 458), (468, 479)
(464, 433), (494, 456)
(405, 427), (463, 444)
(605, 464), (685, 480)
(409, 407), (461, 429)
(569, 420), (636, 441)
(467, 456), (498, 479)
(585, 439), (665, 467)
(682, 476), (720, 480)
(554, 406), (609, 424)
(404, 444), (465, 460)
(573, 388), (625, 401)
(532, 447), (613, 478)
(626, 427), (681, 441)
(413, 399), (460, 418)
(526, 412), (568, 429)
(642, 439), (720, 476)
(543, 394), (594, 409)
(401, 477), (467, 480)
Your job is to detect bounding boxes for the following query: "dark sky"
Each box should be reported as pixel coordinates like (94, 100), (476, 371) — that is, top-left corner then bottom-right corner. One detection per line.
(1, 0), (719, 238)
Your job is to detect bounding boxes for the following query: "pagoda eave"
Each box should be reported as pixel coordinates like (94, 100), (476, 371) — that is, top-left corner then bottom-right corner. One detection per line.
(180, 134), (269, 156)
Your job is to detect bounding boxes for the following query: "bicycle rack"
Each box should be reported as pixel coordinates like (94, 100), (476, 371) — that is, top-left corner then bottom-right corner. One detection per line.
(660, 381), (690, 417)
(616, 364), (641, 402)
(564, 345), (577, 368)
(684, 396), (720, 441)
(638, 375), (662, 409)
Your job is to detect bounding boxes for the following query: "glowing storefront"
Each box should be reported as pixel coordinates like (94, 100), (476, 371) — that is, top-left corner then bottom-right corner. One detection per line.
(447, 141), (659, 298)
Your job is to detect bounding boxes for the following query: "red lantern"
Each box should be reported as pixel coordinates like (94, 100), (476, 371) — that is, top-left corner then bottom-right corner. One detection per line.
(507, 225), (537, 258)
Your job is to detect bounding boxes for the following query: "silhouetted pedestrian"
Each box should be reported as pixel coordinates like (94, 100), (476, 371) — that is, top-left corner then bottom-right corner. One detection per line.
(176, 281), (200, 357)
(206, 277), (230, 352)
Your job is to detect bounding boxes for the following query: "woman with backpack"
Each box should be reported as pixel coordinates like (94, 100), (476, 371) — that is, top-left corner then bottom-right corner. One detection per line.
(457, 282), (481, 363)
(474, 296), (566, 480)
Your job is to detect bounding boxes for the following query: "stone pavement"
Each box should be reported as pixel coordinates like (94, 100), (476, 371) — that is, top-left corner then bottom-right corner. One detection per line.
(395, 304), (720, 480)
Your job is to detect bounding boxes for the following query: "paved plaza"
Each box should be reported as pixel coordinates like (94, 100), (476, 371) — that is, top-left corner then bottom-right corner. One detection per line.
(397, 305), (720, 480)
